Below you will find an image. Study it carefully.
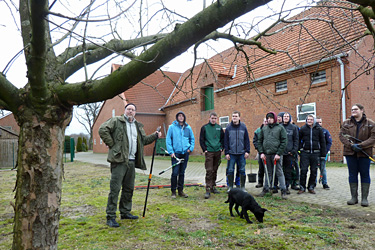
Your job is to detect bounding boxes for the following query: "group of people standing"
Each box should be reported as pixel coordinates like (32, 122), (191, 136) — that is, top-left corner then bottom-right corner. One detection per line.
(99, 102), (375, 228)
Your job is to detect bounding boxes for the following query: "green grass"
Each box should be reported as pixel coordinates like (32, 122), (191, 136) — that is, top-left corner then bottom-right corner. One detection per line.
(1, 162), (375, 249)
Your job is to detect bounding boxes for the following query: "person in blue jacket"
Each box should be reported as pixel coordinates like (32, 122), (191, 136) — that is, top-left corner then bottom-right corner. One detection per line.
(224, 111), (250, 191)
(315, 117), (332, 189)
(166, 111), (195, 199)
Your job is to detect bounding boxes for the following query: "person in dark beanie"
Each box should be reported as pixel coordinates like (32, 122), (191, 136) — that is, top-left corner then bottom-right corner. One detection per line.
(253, 118), (268, 188)
(298, 115), (326, 195)
(257, 112), (288, 199)
(166, 111), (195, 199)
(99, 103), (161, 227)
(224, 111), (250, 191)
(339, 104), (375, 207)
(281, 112), (299, 194)
(200, 112), (225, 199)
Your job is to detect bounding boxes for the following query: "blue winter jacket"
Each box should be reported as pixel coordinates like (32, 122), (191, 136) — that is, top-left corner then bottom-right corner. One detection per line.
(166, 120), (195, 154)
(224, 121), (250, 155)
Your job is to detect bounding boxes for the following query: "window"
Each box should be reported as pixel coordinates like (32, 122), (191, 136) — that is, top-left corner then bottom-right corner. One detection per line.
(112, 109), (115, 117)
(100, 138), (103, 145)
(203, 86), (214, 111)
(219, 116), (229, 129)
(311, 70), (326, 84)
(275, 80), (287, 92)
(296, 103), (316, 122)
(94, 139), (96, 145)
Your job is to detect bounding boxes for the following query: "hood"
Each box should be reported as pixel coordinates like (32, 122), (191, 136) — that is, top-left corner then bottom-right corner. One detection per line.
(176, 111), (186, 124)
(283, 112), (292, 125)
(266, 111), (277, 123)
(305, 115), (316, 127)
(278, 112), (285, 123)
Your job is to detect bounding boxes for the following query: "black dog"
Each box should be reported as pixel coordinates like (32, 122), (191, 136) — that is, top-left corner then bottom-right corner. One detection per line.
(225, 188), (267, 224)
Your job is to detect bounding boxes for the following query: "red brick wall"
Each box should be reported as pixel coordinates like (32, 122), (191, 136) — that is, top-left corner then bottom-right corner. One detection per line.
(92, 96), (166, 155)
(0, 113), (20, 133)
(164, 60), (363, 162)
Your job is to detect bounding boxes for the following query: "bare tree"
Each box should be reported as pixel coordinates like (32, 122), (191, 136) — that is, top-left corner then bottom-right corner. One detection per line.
(1, 0), (375, 249)
(74, 102), (103, 149)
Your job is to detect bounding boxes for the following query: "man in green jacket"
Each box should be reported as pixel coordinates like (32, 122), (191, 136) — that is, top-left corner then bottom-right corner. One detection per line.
(257, 111), (288, 199)
(99, 103), (161, 227)
(199, 112), (224, 199)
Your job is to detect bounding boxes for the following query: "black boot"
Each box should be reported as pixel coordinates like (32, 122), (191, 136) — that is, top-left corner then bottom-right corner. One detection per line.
(240, 175), (246, 191)
(347, 183), (358, 205)
(227, 174), (234, 192)
(361, 183), (370, 207)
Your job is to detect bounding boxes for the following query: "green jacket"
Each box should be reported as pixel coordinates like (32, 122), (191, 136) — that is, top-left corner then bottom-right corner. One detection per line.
(98, 115), (157, 170)
(258, 123), (287, 156)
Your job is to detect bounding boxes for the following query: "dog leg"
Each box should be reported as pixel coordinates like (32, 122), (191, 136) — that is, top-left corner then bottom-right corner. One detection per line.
(235, 204), (241, 217)
(229, 202), (235, 217)
(243, 210), (253, 224)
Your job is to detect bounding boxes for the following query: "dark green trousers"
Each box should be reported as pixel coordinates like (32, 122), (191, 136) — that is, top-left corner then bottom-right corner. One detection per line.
(106, 161), (135, 220)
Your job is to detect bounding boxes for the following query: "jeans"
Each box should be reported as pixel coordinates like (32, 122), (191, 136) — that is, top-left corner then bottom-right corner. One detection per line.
(299, 151), (319, 191)
(226, 154), (246, 176)
(346, 155), (371, 184)
(171, 153), (190, 191)
(316, 157), (328, 185)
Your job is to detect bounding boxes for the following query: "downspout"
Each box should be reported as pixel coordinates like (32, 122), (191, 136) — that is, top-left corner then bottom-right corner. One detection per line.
(337, 57), (346, 163)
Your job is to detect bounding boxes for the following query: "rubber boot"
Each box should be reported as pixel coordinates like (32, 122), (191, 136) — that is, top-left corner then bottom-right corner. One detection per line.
(227, 174), (234, 192)
(361, 183), (370, 207)
(240, 175), (246, 191)
(347, 183), (358, 205)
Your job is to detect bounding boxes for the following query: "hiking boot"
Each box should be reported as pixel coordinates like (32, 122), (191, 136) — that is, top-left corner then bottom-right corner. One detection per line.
(255, 183), (263, 188)
(272, 188), (278, 194)
(297, 190), (305, 194)
(286, 188), (291, 195)
(212, 187), (220, 194)
(178, 190), (188, 198)
(257, 189), (269, 197)
(281, 190), (287, 200)
(347, 183), (358, 205)
(308, 189), (316, 194)
(171, 190), (177, 199)
(291, 184), (299, 190)
(121, 213), (138, 220)
(323, 184), (330, 190)
(106, 219), (119, 228)
(204, 191), (210, 199)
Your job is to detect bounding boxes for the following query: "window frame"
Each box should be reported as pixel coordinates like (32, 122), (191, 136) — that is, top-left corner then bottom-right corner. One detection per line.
(311, 70), (326, 84)
(275, 80), (287, 92)
(296, 102), (316, 122)
(219, 116), (230, 129)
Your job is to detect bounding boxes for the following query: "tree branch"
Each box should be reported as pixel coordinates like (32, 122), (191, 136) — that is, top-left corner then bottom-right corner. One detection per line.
(53, 0), (273, 105)
(28, 0), (49, 100)
(0, 73), (20, 112)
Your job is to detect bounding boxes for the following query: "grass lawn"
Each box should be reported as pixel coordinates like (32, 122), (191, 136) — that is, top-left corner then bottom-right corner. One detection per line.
(1, 161), (374, 249)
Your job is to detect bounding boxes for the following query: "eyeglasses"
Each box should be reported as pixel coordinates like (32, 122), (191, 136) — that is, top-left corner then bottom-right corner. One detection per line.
(126, 108), (136, 111)
(351, 108), (359, 111)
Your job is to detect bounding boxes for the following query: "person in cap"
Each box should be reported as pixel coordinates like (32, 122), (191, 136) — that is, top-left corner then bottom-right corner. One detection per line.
(257, 112), (288, 199)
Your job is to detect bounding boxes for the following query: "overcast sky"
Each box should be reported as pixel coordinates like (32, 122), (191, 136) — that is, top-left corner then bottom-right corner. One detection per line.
(0, 0), (312, 135)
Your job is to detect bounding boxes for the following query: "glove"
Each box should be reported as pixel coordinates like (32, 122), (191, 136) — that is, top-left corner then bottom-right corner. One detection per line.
(351, 144), (362, 152)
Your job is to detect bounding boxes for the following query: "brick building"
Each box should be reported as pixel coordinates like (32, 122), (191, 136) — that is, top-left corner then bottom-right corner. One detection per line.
(0, 112), (19, 134)
(92, 65), (180, 155)
(160, 2), (375, 162)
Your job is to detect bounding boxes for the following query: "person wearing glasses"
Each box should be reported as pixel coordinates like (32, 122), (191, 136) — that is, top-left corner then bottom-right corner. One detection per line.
(99, 103), (161, 227)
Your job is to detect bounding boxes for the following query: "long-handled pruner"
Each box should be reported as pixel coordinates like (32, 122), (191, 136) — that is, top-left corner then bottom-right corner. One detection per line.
(142, 126), (161, 218)
(158, 147), (184, 175)
(342, 134), (375, 162)
(272, 159), (277, 190)
(263, 158), (272, 195)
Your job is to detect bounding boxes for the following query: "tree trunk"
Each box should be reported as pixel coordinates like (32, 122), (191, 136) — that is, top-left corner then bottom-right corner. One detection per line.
(12, 105), (72, 250)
